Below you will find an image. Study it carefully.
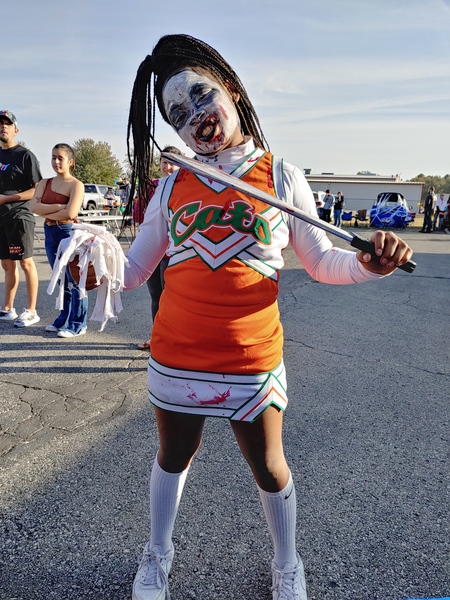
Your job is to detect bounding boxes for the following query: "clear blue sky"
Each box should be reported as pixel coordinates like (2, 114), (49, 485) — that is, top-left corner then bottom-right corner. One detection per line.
(4, 0), (450, 180)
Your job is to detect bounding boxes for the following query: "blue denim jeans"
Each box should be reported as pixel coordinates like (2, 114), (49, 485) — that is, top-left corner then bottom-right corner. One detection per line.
(432, 209), (444, 231)
(334, 209), (342, 227)
(45, 224), (88, 333)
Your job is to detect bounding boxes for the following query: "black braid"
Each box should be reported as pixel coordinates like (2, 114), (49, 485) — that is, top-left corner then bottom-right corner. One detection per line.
(127, 34), (269, 201)
(127, 55), (161, 204)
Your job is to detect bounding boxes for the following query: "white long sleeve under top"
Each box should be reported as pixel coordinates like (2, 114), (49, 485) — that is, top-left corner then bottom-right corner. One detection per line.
(124, 138), (383, 290)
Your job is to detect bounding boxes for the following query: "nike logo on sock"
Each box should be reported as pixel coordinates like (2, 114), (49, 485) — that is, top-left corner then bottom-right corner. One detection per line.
(284, 485), (294, 500)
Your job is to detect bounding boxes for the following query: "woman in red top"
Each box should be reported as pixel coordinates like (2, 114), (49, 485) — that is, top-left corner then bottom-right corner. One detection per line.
(31, 144), (87, 337)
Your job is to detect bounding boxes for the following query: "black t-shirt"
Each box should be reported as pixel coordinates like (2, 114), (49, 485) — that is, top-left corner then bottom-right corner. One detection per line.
(424, 193), (435, 213)
(334, 196), (345, 210)
(0, 145), (42, 223)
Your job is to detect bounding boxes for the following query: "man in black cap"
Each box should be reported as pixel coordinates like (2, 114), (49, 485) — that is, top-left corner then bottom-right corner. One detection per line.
(0, 110), (42, 327)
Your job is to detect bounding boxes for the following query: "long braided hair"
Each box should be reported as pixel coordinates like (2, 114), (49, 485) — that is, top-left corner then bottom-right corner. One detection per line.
(127, 34), (269, 200)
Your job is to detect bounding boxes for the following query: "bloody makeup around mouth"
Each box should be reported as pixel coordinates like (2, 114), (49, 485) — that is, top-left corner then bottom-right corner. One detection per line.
(162, 69), (242, 155)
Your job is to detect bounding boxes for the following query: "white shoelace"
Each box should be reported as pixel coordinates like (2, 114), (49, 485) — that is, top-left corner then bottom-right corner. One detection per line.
(138, 545), (172, 600)
(271, 557), (307, 600)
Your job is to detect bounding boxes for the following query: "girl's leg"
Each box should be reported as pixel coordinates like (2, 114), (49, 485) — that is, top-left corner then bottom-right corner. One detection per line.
(48, 225), (88, 335)
(44, 225), (70, 329)
(230, 406), (298, 566)
(65, 267), (88, 334)
(133, 409), (206, 598)
(230, 405), (289, 491)
(155, 406), (206, 472)
(149, 457), (190, 552)
(149, 408), (206, 550)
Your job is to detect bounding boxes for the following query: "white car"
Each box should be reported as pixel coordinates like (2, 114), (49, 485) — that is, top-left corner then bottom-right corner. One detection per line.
(313, 190), (326, 214)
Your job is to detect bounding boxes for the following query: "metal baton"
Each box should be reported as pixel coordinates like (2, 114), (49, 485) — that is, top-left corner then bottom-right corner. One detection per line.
(162, 152), (416, 274)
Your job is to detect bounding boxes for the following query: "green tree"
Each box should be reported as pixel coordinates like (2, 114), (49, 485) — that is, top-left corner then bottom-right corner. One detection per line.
(123, 149), (162, 181)
(410, 173), (450, 200)
(152, 155), (163, 179)
(73, 138), (122, 184)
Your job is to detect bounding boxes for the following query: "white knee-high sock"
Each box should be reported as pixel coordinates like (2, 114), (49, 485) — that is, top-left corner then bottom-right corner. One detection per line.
(257, 472), (298, 567)
(149, 456), (189, 552)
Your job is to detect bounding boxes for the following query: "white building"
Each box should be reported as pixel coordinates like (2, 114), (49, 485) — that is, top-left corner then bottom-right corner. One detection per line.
(304, 172), (424, 213)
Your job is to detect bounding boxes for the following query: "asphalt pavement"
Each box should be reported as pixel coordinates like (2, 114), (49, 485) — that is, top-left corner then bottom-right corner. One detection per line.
(1, 219), (449, 600)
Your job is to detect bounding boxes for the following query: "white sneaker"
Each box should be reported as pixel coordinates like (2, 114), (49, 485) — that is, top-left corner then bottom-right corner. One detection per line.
(271, 553), (307, 600)
(45, 324), (60, 332)
(14, 309), (40, 328)
(57, 327), (87, 338)
(0, 307), (18, 321)
(132, 543), (174, 600)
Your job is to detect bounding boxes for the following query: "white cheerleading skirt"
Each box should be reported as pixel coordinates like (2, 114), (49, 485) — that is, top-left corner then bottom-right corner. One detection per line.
(147, 355), (288, 422)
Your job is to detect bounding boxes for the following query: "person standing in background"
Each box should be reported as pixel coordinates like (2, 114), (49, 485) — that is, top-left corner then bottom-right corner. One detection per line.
(0, 110), (42, 327)
(420, 186), (436, 233)
(444, 198), (450, 233)
(122, 177), (132, 207)
(333, 191), (344, 227)
(104, 186), (118, 212)
(30, 143), (87, 337)
(321, 189), (334, 223)
(135, 146), (182, 350)
(432, 193), (447, 231)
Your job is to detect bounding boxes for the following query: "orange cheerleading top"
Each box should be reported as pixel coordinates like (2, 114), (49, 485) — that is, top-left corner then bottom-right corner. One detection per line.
(150, 150), (286, 374)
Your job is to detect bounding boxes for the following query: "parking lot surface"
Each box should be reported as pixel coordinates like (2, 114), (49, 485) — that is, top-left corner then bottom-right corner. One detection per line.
(1, 220), (449, 599)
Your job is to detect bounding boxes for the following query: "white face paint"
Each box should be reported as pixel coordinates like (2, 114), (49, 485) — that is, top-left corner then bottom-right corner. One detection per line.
(162, 70), (240, 155)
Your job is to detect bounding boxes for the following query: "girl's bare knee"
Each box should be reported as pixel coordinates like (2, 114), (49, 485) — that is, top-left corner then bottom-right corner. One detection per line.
(248, 454), (290, 491)
(157, 451), (197, 473)
(158, 439), (202, 473)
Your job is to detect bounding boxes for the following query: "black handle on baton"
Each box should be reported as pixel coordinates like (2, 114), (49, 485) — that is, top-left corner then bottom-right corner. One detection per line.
(350, 234), (416, 273)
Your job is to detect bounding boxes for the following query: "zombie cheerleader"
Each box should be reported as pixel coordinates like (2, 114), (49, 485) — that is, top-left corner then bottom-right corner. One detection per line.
(123, 34), (413, 600)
